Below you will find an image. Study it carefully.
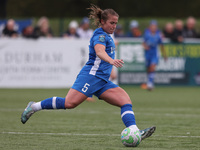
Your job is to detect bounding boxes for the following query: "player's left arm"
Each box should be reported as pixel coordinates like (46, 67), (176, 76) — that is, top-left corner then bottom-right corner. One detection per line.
(94, 44), (124, 68)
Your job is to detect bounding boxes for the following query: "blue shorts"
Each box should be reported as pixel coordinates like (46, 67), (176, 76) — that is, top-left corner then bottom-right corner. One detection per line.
(145, 55), (159, 67)
(71, 74), (118, 99)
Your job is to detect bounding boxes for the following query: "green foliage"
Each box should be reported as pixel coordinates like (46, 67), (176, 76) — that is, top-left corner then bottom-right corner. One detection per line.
(0, 86), (200, 149)
(4, 0), (200, 36)
(5, 0), (200, 18)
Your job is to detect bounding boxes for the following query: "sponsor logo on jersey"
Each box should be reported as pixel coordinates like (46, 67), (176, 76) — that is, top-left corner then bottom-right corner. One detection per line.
(111, 47), (115, 54)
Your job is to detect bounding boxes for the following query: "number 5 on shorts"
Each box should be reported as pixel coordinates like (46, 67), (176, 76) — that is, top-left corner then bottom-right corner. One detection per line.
(82, 83), (90, 93)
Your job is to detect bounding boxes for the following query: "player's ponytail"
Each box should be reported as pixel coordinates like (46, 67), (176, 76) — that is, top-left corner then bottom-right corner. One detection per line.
(88, 4), (119, 27)
(88, 4), (103, 26)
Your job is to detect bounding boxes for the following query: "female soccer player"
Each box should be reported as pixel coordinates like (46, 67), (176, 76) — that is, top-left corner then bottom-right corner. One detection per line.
(21, 4), (155, 140)
(142, 20), (167, 90)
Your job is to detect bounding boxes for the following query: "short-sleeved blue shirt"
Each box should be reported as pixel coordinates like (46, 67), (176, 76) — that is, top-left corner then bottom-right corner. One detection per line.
(79, 27), (115, 82)
(143, 29), (163, 57)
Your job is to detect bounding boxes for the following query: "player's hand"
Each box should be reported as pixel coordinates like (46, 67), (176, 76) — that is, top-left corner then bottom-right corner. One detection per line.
(111, 59), (124, 68)
(143, 43), (150, 50)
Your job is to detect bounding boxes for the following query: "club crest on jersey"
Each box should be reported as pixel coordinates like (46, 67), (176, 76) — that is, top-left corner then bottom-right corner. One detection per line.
(99, 35), (105, 42)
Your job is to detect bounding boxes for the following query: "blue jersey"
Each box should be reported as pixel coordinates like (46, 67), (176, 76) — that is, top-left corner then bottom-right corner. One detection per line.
(143, 29), (163, 57)
(79, 27), (115, 82)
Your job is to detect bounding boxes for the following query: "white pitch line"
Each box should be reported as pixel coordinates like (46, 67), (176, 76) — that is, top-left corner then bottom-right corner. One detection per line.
(1, 132), (200, 138)
(0, 108), (199, 118)
(1, 132), (119, 137)
(167, 135), (200, 138)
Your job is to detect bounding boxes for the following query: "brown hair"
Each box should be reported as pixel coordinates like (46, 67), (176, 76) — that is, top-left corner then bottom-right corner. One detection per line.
(88, 4), (119, 27)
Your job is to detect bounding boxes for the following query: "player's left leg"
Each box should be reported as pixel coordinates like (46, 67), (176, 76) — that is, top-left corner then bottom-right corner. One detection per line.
(98, 83), (156, 140)
(140, 126), (156, 140)
(99, 86), (138, 130)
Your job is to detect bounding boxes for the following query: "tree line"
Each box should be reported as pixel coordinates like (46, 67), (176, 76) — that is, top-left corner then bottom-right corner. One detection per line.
(1, 0), (200, 18)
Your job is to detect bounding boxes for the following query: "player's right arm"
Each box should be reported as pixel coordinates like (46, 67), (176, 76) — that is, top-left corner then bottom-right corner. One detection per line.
(142, 33), (150, 50)
(94, 44), (124, 68)
(142, 42), (150, 50)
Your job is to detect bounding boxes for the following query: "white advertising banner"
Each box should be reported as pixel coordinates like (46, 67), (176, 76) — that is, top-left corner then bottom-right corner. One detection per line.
(0, 38), (89, 88)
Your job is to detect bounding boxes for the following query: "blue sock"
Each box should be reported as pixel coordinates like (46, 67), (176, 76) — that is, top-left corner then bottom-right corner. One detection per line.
(41, 97), (65, 109)
(148, 72), (155, 85)
(121, 104), (136, 127)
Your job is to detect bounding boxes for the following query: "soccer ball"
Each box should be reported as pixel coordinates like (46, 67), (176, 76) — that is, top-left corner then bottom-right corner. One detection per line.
(121, 127), (141, 147)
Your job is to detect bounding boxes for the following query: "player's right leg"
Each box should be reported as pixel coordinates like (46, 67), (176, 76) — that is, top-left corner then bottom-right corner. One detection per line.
(21, 89), (87, 124)
(147, 64), (156, 90)
(21, 74), (102, 124)
(146, 56), (158, 90)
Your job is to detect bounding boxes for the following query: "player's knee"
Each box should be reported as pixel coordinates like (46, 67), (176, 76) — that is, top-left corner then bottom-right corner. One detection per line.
(65, 101), (78, 109)
(149, 65), (156, 72)
(126, 99), (132, 105)
(150, 68), (155, 72)
(120, 99), (132, 107)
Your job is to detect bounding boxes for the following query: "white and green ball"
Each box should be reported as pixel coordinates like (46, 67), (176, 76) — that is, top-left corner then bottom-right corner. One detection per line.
(121, 127), (141, 147)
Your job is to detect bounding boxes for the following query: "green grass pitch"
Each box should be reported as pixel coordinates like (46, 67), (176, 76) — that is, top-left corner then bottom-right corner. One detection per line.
(0, 86), (200, 150)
